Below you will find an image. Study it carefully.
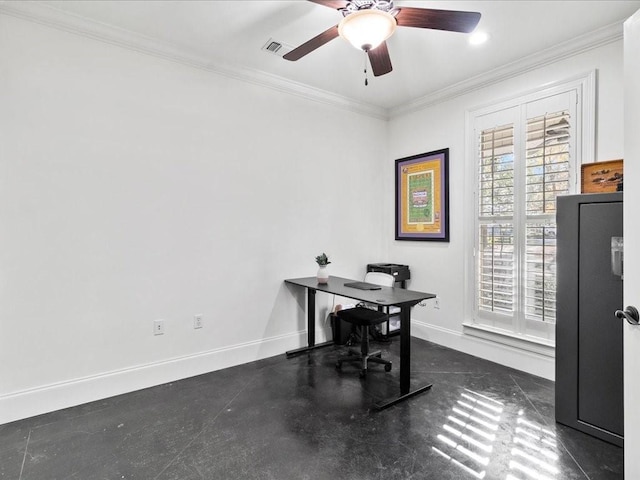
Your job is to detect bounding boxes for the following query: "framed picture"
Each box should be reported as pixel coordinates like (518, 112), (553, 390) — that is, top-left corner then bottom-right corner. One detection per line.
(395, 148), (449, 241)
(581, 159), (623, 193)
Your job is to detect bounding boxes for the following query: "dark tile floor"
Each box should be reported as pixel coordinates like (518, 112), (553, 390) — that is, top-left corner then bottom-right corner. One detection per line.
(1, 338), (623, 479)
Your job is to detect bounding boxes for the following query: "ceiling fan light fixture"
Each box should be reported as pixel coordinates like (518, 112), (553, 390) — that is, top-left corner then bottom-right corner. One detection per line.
(338, 9), (396, 52)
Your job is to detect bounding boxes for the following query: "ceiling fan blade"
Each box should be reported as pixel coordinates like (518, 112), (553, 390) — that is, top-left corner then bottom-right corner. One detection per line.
(308, 0), (349, 9)
(368, 41), (392, 77)
(395, 7), (481, 33)
(283, 25), (340, 61)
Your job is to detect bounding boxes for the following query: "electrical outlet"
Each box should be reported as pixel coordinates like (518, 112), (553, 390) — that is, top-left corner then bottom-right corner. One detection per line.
(434, 298), (440, 309)
(194, 314), (203, 329)
(153, 319), (165, 335)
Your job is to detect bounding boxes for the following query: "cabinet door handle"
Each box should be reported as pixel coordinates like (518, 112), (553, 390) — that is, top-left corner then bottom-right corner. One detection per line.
(615, 306), (640, 325)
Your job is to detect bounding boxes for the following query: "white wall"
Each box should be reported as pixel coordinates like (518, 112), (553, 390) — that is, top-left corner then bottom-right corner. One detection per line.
(0, 14), (388, 423)
(385, 40), (626, 379)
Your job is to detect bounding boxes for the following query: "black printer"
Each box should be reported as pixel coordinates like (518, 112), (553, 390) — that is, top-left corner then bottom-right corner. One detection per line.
(366, 263), (410, 288)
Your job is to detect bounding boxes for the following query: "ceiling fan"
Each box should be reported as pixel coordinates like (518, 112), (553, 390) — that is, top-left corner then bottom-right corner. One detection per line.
(283, 0), (481, 78)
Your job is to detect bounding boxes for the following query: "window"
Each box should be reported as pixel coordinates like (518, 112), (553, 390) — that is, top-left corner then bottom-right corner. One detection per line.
(478, 124), (515, 317)
(523, 111), (570, 323)
(468, 75), (594, 345)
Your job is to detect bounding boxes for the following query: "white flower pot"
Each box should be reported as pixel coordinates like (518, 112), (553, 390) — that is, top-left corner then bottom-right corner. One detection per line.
(317, 265), (329, 284)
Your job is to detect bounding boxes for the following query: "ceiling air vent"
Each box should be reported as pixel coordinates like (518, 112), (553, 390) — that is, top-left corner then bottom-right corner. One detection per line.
(261, 38), (292, 57)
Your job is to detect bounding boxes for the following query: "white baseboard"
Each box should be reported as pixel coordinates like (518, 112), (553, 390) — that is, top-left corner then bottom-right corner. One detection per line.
(2, 323), (554, 425)
(0, 331), (304, 425)
(411, 320), (555, 381)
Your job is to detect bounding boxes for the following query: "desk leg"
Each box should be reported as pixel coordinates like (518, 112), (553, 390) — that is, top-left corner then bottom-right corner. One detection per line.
(308, 288), (315, 347)
(374, 304), (432, 410)
(400, 305), (411, 395)
(286, 288), (333, 358)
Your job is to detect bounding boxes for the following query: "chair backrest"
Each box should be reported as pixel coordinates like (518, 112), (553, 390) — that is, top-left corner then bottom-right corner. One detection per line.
(364, 271), (395, 287)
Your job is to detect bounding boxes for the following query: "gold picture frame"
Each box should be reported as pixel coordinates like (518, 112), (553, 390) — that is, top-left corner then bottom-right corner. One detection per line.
(581, 159), (623, 193)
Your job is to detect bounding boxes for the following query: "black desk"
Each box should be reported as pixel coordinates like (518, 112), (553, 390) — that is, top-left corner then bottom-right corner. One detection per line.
(284, 276), (436, 409)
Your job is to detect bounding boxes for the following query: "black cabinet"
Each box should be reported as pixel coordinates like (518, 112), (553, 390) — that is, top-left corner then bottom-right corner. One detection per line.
(556, 192), (623, 447)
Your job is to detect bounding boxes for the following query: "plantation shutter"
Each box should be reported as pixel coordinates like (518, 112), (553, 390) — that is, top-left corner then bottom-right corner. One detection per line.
(474, 89), (577, 337)
(523, 110), (571, 322)
(478, 124), (515, 315)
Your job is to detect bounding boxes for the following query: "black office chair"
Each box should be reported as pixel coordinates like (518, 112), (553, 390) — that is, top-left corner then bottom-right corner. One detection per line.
(335, 272), (394, 378)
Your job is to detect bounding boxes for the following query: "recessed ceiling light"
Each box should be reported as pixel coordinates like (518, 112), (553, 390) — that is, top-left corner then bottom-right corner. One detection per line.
(469, 31), (489, 46)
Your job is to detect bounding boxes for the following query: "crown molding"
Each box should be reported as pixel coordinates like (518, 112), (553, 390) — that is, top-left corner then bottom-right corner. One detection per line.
(0, 1), (388, 120)
(0, 1), (625, 121)
(389, 21), (624, 118)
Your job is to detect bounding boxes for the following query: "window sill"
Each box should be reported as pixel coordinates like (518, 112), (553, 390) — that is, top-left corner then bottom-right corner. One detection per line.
(462, 322), (555, 358)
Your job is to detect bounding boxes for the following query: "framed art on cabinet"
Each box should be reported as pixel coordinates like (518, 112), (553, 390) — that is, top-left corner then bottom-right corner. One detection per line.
(395, 148), (449, 242)
(581, 159), (623, 193)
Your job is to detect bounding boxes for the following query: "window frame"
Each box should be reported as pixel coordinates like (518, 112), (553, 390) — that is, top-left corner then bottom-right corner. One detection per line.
(463, 72), (596, 350)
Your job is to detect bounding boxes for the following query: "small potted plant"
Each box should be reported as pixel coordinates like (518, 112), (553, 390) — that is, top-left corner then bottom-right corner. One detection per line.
(315, 253), (331, 284)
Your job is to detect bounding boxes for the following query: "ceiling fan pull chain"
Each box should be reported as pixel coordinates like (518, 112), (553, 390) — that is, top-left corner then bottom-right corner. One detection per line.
(364, 51), (369, 86)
